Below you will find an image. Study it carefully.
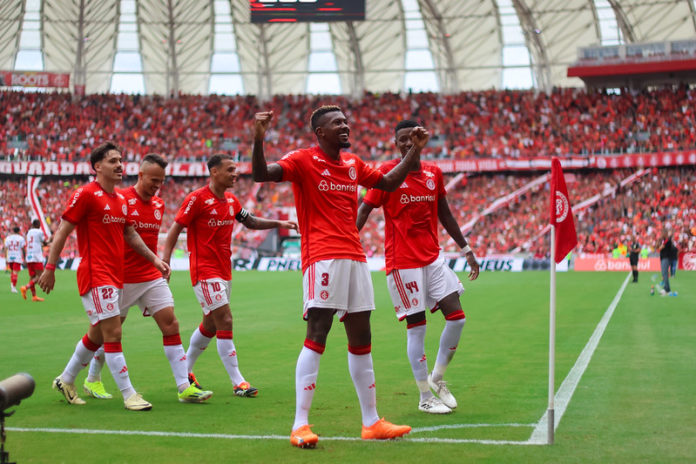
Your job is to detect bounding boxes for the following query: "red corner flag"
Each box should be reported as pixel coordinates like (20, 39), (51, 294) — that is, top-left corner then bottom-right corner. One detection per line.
(550, 158), (577, 263)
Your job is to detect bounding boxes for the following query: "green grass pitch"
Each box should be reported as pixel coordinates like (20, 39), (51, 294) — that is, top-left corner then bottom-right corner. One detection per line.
(1, 270), (694, 463)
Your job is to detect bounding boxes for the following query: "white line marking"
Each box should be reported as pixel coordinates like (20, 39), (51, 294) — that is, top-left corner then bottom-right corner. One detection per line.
(529, 273), (631, 444)
(6, 427), (539, 445)
(411, 423), (534, 433)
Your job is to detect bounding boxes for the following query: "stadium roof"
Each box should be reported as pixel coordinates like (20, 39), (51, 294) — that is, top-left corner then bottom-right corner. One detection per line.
(2, 0), (695, 96)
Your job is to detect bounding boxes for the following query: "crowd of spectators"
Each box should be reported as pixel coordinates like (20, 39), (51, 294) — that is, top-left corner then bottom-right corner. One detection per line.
(2, 86), (696, 163)
(2, 167), (693, 264)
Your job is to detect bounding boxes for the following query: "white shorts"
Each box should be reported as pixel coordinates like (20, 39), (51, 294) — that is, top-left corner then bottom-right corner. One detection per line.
(81, 286), (122, 326)
(387, 256), (464, 321)
(303, 259), (375, 321)
(120, 278), (174, 318)
(193, 278), (231, 315)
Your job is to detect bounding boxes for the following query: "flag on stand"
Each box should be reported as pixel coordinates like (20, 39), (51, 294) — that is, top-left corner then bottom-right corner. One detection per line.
(549, 158), (577, 263)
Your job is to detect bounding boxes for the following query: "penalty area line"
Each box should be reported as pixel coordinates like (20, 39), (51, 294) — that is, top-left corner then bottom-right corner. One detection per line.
(529, 272), (631, 444)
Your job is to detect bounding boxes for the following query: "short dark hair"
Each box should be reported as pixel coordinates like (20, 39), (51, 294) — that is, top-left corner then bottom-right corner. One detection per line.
(310, 105), (342, 131)
(32, 219), (40, 228)
(142, 153), (168, 169)
(13, 226), (20, 233)
(394, 119), (419, 135)
(90, 141), (121, 169)
(207, 153), (234, 171)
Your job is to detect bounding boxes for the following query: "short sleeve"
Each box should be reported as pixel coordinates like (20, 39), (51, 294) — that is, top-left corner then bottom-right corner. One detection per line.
(277, 150), (303, 183)
(175, 192), (200, 227)
(362, 188), (386, 208)
(62, 188), (90, 225)
(356, 157), (383, 189)
(228, 193), (243, 217)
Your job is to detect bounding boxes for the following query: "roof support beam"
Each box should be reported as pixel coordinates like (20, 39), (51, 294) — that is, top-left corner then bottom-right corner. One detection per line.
(607, 0), (636, 42)
(512, 0), (551, 92)
(257, 24), (271, 101)
(74, 0), (87, 89)
(419, 0), (458, 93)
(346, 22), (364, 98)
(166, 0), (180, 95)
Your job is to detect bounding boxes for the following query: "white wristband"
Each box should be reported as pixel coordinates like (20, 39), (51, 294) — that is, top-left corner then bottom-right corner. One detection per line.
(462, 245), (472, 254)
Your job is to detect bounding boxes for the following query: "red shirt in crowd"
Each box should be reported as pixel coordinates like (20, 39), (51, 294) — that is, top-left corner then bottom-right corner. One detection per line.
(363, 160), (446, 274)
(120, 186), (165, 284)
(277, 146), (383, 272)
(61, 181), (127, 295)
(174, 185), (243, 285)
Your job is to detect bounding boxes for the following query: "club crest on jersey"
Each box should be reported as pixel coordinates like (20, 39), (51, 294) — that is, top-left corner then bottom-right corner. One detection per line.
(228, 206), (235, 216)
(154, 209), (161, 220)
(426, 179), (436, 190)
(122, 204), (128, 215)
(348, 166), (357, 180)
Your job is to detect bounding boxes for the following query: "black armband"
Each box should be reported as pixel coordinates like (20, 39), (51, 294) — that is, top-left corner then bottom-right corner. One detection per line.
(235, 208), (250, 222)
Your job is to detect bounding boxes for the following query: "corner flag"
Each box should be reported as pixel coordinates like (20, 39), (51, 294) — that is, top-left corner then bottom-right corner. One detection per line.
(550, 158), (577, 263)
(545, 158), (579, 445)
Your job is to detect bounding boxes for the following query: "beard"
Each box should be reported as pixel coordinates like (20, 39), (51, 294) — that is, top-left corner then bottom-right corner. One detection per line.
(338, 140), (351, 149)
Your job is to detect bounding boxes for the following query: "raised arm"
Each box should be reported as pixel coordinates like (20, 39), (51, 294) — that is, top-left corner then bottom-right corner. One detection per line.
(252, 111), (284, 182)
(37, 219), (76, 294)
(356, 202), (375, 232)
(124, 225), (170, 279)
(438, 196), (479, 281)
(373, 126), (429, 192)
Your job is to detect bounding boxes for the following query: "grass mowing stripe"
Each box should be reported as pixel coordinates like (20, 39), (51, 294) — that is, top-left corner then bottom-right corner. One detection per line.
(529, 272), (631, 444)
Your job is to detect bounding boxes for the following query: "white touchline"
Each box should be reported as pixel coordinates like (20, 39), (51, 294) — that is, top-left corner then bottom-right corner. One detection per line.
(529, 273), (631, 444)
(6, 427), (535, 445)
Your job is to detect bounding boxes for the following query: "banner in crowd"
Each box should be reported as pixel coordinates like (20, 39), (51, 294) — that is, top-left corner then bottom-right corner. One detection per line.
(2, 151), (696, 177)
(8, 254), (696, 272)
(0, 71), (70, 88)
(574, 256), (662, 272)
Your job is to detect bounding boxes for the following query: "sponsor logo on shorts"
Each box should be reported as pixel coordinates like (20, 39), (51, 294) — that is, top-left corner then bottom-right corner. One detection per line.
(320, 290), (329, 300)
(106, 303), (114, 311)
(412, 298), (419, 306)
(215, 294), (222, 301)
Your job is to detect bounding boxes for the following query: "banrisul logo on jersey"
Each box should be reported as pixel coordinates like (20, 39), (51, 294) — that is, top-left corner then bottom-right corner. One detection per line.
(318, 179), (356, 192)
(207, 218), (234, 228)
(400, 194), (435, 204)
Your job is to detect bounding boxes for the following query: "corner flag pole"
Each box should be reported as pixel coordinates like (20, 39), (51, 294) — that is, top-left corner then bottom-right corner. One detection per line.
(548, 225), (556, 445)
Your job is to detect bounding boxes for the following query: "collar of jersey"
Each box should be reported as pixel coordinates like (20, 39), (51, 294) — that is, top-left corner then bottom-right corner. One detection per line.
(206, 185), (227, 201)
(314, 146), (344, 165)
